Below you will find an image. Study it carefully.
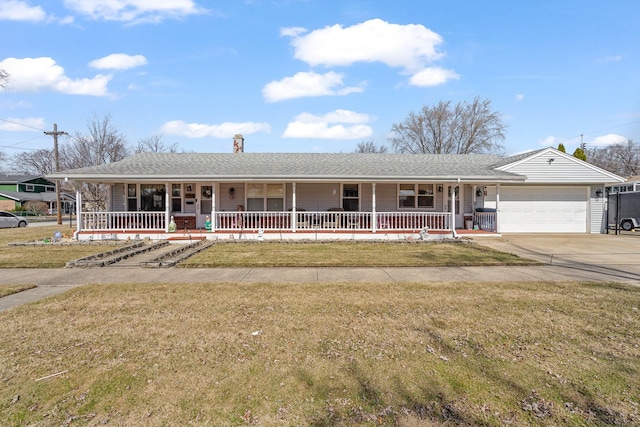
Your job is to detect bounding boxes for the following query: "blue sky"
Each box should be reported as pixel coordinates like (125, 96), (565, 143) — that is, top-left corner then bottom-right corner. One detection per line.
(1, 0), (639, 158)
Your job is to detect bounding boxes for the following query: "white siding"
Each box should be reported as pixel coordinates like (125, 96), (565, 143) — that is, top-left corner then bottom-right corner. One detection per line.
(219, 183), (245, 211)
(499, 150), (620, 183)
(374, 183), (397, 211)
(294, 183), (341, 211)
(589, 186), (606, 233)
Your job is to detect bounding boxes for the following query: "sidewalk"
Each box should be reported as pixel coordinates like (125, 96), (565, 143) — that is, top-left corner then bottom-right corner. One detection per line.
(2, 262), (639, 313)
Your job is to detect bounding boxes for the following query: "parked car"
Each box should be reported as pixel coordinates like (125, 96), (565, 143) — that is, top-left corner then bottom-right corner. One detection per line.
(0, 211), (29, 228)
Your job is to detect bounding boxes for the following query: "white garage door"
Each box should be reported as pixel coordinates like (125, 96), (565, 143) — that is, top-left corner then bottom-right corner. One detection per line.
(498, 186), (587, 233)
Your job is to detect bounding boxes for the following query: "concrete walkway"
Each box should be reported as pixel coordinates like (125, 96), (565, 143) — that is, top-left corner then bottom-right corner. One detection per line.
(1, 233), (639, 313)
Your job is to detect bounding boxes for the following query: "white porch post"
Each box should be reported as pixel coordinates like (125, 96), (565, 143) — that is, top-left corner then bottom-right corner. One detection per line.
(211, 183), (217, 232)
(292, 182), (297, 232)
(495, 184), (500, 233)
(372, 183), (377, 233)
(451, 185), (457, 237)
(165, 183), (170, 232)
(75, 188), (82, 234)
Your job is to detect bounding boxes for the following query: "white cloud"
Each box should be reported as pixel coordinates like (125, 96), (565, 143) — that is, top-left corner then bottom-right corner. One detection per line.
(0, 57), (111, 96)
(516, 94), (525, 102)
(596, 55), (623, 63)
(538, 136), (560, 147)
(589, 133), (628, 147)
(283, 109), (373, 139)
(0, 117), (45, 131)
(63, 0), (206, 23)
(409, 67), (459, 87)
(160, 120), (271, 138)
(263, 71), (363, 102)
(0, 0), (46, 21)
(279, 26), (306, 37)
(284, 19), (445, 72)
(89, 54), (148, 70)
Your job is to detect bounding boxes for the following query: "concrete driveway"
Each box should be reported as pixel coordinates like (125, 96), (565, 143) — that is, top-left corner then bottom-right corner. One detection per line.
(472, 233), (640, 284)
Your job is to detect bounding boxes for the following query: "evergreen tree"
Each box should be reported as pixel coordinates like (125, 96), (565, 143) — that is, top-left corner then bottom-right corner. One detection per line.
(573, 147), (587, 161)
(557, 143), (566, 152)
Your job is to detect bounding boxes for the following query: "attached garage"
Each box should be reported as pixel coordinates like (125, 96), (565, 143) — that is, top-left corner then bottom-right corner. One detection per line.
(497, 186), (588, 233)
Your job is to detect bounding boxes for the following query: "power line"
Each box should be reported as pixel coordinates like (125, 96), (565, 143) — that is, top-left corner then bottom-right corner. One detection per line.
(558, 119), (640, 146)
(0, 117), (47, 132)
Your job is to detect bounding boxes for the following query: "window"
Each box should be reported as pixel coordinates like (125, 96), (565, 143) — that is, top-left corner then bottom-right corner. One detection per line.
(140, 184), (165, 212)
(25, 184), (34, 192)
(171, 184), (181, 212)
(246, 183), (284, 211)
(46, 186), (55, 192)
(398, 184), (434, 209)
(127, 184), (137, 211)
(342, 184), (359, 211)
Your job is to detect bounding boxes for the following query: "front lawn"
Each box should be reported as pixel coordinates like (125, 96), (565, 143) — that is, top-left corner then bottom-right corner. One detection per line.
(1, 281), (638, 425)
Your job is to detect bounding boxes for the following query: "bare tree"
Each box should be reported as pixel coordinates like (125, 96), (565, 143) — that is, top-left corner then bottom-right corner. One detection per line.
(0, 69), (8, 89)
(389, 96), (506, 154)
(60, 114), (129, 210)
(12, 149), (55, 176)
(355, 140), (388, 153)
(135, 134), (178, 153)
(586, 139), (639, 178)
(0, 70), (9, 168)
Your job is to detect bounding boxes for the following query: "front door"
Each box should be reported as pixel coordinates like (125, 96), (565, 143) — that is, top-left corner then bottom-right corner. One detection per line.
(197, 184), (213, 228)
(445, 184), (464, 228)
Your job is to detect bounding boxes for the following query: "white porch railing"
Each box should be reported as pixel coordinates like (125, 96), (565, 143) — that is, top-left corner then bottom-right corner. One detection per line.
(214, 211), (451, 232)
(82, 211), (166, 230)
(79, 211), (458, 233)
(474, 211), (497, 232)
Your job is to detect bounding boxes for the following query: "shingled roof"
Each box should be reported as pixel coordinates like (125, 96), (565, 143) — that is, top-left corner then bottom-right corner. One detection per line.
(48, 152), (526, 183)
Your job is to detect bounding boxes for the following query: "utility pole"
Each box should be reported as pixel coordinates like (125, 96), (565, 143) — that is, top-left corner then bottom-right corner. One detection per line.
(44, 123), (68, 225)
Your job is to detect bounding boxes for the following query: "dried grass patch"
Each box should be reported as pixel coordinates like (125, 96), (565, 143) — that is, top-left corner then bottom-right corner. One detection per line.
(182, 241), (537, 267)
(0, 225), (129, 268)
(1, 281), (638, 425)
(0, 284), (36, 298)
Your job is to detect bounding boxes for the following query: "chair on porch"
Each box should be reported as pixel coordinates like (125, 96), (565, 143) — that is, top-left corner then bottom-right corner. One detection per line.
(288, 208), (307, 229)
(324, 207), (343, 229)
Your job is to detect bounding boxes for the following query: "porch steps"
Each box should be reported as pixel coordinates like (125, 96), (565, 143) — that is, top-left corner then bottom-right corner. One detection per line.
(66, 241), (170, 268)
(140, 239), (214, 268)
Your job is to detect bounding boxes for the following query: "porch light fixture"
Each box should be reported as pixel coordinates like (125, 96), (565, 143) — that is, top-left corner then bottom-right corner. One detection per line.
(228, 187), (235, 199)
(476, 189), (482, 197)
(437, 185), (442, 192)
(595, 189), (603, 198)
(547, 158), (555, 164)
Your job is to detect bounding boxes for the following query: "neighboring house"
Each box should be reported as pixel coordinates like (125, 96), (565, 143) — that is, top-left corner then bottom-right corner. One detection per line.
(607, 175), (640, 194)
(47, 137), (624, 241)
(0, 175), (61, 212)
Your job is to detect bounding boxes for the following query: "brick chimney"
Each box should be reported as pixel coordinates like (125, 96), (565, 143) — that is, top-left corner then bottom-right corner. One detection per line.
(233, 134), (244, 153)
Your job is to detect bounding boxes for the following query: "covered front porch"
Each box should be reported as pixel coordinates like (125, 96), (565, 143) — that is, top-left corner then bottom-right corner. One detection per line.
(69, 178), (500, 241)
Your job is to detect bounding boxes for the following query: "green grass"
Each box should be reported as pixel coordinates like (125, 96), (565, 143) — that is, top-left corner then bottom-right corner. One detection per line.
(1, 281), (638, 426)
